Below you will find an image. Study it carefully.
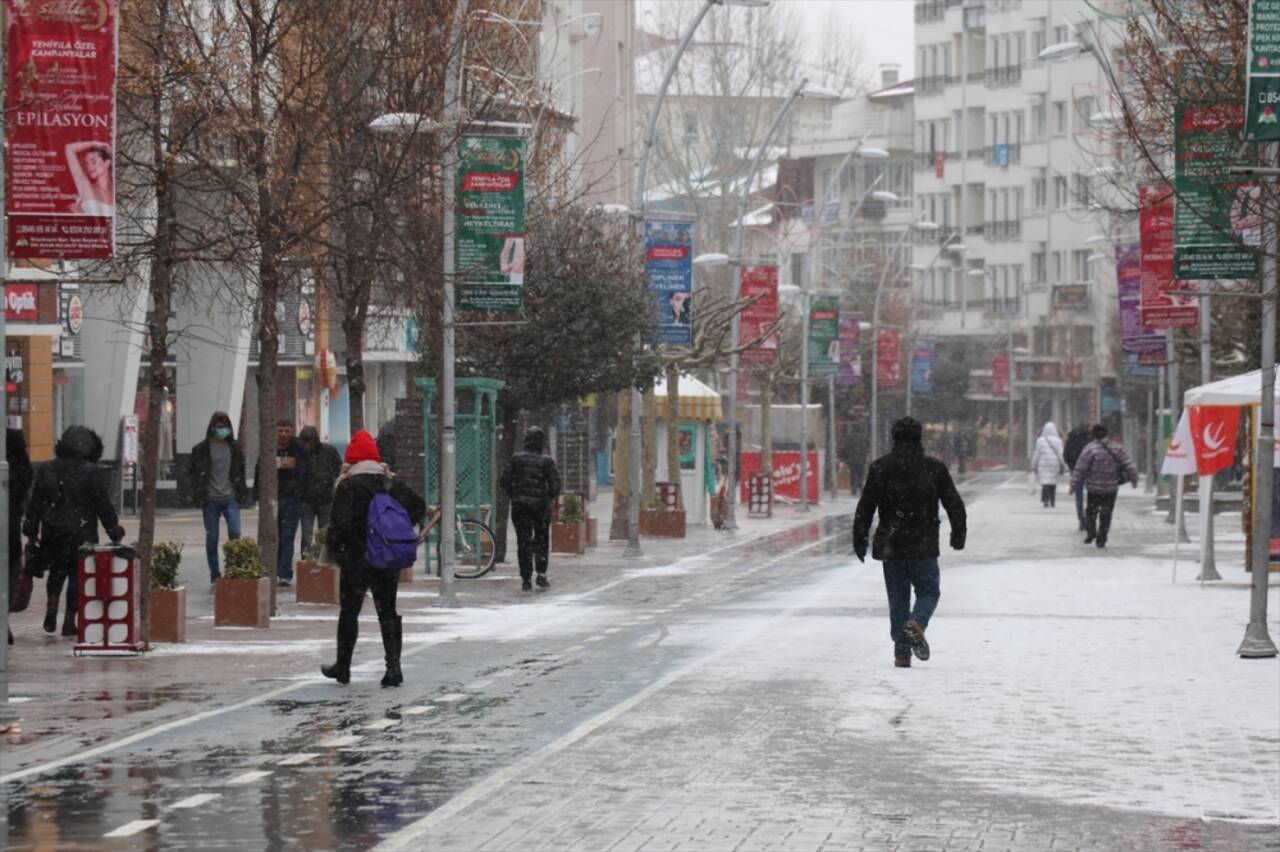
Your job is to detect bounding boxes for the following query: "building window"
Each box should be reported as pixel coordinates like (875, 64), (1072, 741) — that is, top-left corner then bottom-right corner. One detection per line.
(1031, 94), (1046, 139)
(1031, 252), (1046, 284)
(1073, 172), (1091, 207)
(1053, 175), (1069, 209)
(1052, 251), (1064, 283)
(1072, 249), (1094, 282)
(1031, 173), (1046, 209)
(792, 253), (805, 289)
(1074, 95), (1095, 129)
(684, 110), (698, 143)
(1053, 101), (1067, 135)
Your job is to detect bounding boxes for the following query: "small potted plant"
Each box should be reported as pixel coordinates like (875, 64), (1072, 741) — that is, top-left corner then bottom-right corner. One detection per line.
(215, 538), (271, 628)
(149, 541), (186, 643)
(640, 487), (686, 538)
(551, 494), (588, 555)
(295, 528), (339, 605)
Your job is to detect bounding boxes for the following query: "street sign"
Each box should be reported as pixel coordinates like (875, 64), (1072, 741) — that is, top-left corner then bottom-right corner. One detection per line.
(455, 136), (525, 312)
(1248, 0), (1280, 141)
(807, 294), (839, 377)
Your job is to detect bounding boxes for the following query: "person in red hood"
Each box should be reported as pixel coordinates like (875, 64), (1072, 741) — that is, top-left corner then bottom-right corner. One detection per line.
(321, 430), (426, 687)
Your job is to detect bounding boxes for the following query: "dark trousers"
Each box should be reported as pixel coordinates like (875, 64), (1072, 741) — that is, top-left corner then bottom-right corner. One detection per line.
(335, 565), (400, 665)
(1085, 490), (1118, 544)
(277, 496), (303, 580)
(1075, 486), (1086, 524)
(882, 558), (941, 661)
(1040, 484), (1057, 507)
(43, 542), (79, 626)
(511, 501), (551, 580)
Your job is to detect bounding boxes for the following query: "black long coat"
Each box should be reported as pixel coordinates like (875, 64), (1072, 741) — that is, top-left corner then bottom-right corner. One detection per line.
(23, 426), (123, 549)
(853, 443), (967, 561)
(325, 471), (428, 573)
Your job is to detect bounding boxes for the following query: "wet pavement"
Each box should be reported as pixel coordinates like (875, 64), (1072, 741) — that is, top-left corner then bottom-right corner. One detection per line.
(3, 477), (1278, 851)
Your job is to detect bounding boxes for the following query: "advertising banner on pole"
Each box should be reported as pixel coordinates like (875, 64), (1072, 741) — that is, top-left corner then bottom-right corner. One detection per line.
(456, 136), (525, 312)
(5, 0), (119, 259)
(645, 220), (693, 345)
(991, 351), (1009, 397)
(836, 314), (862, 387)
(1116, 243), (1166, 361)
(1173, 101), (1259, 280)
(1189, 404), (1241, 477)
(1139, 184), (1198, 329)
(910, 341), (934, 394)
(807, 294), (839, 377)
(739, 265), (778, 365)
(876, 328), (901, 388)
(1247, 0), (1280, 141)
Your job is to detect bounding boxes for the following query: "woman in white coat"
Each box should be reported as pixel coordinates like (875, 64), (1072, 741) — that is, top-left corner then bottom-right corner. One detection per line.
(1029, 422), (1066, 507)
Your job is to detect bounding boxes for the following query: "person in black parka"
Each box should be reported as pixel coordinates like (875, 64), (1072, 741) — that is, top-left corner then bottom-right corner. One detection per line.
(24, 426), (125, 637)
(853, 417), (966, 668)
(321, 430), (426, 688)
(500, 427), (561, 592)
(7, 429), (33, 644)
(1063, 423), (1091, 531)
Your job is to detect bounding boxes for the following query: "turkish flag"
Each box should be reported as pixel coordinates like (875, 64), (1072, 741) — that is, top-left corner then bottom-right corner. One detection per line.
(1188, 405), (1240, 477)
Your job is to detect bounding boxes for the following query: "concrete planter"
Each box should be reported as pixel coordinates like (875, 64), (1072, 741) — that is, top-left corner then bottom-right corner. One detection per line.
(295, 561), (339, 605)
(640, 509), (686, 538)
(551, 521), (587, 555)
(214, 577), (271, 628)
(149, 587), (186, 643)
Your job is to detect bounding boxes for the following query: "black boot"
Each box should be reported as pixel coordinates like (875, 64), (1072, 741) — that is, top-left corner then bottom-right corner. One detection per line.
(43, 572), (63, 634)
(535, 573), (549, 590)
(322, 611), (358, 685)
(379, 615), (403, 688)
(60, 580), (77, 637)
(521, 575), (532, 592)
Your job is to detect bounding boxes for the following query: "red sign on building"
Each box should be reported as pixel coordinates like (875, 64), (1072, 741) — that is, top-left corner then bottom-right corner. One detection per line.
(4, 283), (37, 321)
(5, 0), (119, 259)
(1138, 184), (1197, 329)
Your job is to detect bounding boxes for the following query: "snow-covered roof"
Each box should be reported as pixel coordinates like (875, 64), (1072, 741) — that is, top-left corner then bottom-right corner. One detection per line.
(867, 79), (914, 100)
(732, 203), (774, 228)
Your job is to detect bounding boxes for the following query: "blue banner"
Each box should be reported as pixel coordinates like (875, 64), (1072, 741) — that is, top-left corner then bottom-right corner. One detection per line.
(911, 340), (934, 394)
(645, 221), (693, 345)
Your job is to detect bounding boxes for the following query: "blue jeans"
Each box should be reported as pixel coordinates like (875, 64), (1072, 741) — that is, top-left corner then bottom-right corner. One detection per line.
(203, 498), (241, 581)
(882, 558), (941, 660)
(277, 496), (303, 581)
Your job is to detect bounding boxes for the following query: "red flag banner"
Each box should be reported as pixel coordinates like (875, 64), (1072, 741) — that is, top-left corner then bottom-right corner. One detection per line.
(739, 265), (779, 365)
(991, 351), (1009, 397)
(1138, 184), (1196, 329)
(876, 329), (901, 387)
(5, 0), (119, 259)
(1188, 405), (1240, 477)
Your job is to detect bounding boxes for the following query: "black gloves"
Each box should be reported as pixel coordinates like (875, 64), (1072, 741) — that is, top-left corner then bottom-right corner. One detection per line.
(853, 535), (867, 563)
(108, 525), (127, 544)
(24, 542), (45, 578)
(950, 531), (965, 551)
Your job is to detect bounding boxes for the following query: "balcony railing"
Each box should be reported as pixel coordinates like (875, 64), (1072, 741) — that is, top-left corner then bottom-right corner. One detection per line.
(984, 65), (1022, 88)
(914, 1), (945, 23)
(982, 220), (1023, 240)
(916, 75), (947, 97)
(983, 142), (1021, 167)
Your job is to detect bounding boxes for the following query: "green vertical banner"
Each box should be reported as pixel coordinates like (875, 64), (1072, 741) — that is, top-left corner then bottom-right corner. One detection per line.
(1248, 0), (1280, 141)
(807, 294), (839, 377)
(1173, 100), (1259, 280)
(456, 136), (525, 312)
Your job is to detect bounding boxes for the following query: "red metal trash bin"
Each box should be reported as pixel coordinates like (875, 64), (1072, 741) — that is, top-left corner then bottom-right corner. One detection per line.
(75, 544), (143, 656)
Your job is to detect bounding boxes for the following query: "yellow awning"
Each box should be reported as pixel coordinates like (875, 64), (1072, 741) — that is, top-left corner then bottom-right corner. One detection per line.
(646, 373), (723, 421)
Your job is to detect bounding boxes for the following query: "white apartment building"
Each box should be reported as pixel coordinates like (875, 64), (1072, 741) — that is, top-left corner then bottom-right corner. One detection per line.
(911, 0), (1124, 454)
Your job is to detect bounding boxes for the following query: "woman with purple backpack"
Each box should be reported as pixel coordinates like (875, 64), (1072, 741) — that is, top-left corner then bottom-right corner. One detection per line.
(321, 430), (427, 687)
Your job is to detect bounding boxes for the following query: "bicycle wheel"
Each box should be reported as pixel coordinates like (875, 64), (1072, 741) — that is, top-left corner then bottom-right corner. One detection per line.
(452, 518), (498, 579)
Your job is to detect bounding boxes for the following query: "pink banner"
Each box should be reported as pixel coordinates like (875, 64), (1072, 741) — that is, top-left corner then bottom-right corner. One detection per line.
(739, 265), (779, 365)
(738, 451), (819, 505)
(5, 0), (119, 259)
(876, 328), (901, 388)
(991, 351), (1009, 397)
(1139, 184), (1195, 329)
(836, 314), (862, 387)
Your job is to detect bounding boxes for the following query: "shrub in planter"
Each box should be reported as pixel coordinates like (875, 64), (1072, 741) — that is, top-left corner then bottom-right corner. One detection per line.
(296, 527), (339, 605)
(149, 541), (186, 643)
(216, 538), (271, 628)
(552, 494), (587, 555)
(640, 498), (686, 538)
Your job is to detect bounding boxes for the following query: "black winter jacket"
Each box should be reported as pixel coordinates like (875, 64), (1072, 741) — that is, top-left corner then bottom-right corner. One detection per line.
(190, 424), (249, 506)
(303, 443), (343, 509)
(325, 470), (428, 571)
(1063, 426), (1091, 470)
(853, 443), (966, 561)
(24, 426), (124, 548)
(8, 428), (32, 531)
(500, 452), (561, 507)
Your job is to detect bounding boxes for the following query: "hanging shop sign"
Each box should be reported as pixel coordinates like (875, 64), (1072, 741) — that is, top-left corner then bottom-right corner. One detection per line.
(739, 265), (778, 365)
(807, 294), (839, 377)
(1247, 0), (1280, 141)
(4, 0), (119, 259)
(455, 136), (525, 312)
(4, 283), (37, 321)
(645, 220), (694, 345)
(991, 351), (1009, 397)
(1139, 184), (1197, 329)
(1173, 101), (1259, 280)
(65, 293), (83, 333)
(836, 314), (862, 388)
(876, 328), (901, 388)
(1051, 284), (1089, 311)
(1115, 243), (1166, 363)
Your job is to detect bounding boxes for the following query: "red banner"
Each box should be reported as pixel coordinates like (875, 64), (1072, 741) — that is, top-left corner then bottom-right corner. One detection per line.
(5, 0), (119, 259)
(1189, 405), (1240, 477)
(876, 329), (901, 387)
(4, 283), (37, 320)
(738, 451), (819, 505)
(739, 265), (779, 365)
(991, 351), (1009, 397)
(1138, 184), (1196, 329)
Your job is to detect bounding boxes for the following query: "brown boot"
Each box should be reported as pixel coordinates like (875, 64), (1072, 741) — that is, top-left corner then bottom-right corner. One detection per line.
(894, 657), (911, 668)
(903, 619), (930, 661)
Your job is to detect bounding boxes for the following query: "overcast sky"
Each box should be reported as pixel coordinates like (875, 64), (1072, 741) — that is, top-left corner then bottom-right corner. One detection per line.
(782, 0), (915, 83)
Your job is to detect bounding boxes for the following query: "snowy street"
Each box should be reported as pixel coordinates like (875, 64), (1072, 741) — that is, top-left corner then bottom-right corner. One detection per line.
(3, 476), (1279, 850)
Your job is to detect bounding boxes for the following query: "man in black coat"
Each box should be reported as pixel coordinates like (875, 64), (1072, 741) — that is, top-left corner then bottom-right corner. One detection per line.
(7, 429), (32, 644)
(24, 426), (125, 636)
(1063, 424), (1091, 530)
(189, 411), (249, 582)
(853, 417), (966, 668)
(298, 426), (341, 555)
(500, 427), (561, 592)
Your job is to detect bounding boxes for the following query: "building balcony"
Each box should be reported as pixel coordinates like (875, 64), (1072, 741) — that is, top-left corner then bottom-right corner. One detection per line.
(914, 0), (946, 23)
(963, 4), (987, 29)
(983, 143), (1022, 167)
(984, 65), (1023, 88)
(982, 220), (1022, 240)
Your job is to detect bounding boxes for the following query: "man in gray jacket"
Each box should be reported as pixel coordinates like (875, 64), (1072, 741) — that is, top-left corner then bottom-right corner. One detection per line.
(1070, 424), (1138, 548)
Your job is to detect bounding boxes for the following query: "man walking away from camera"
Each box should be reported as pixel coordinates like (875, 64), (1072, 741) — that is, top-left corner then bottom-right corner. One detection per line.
(299, 426), (341, 554)
(500, 427), (561, 592)
(1063, 423), (1091, 530)
(1070, 423), (1138, 549)
(853, 417), (967, 669)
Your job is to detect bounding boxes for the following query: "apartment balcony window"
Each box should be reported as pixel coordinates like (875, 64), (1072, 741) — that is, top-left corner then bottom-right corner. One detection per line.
(914, 0), (945, 23)
(985, 143), (1021, 167)
(966, 223), (985, 235)
(963, 5), (986, 29)
(984, 65), (1023, 88)
(917, 75), (947, 97)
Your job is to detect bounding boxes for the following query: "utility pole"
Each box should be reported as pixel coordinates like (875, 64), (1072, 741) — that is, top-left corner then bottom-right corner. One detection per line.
(1197, 294), (1220, 580)
(0, 57), (12, 724)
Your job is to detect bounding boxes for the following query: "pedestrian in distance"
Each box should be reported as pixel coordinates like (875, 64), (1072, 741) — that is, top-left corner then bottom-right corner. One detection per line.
(1070, 424), (1139, 549)
(1063, 423), (1091, 530)
(189, 412), (249, 584)
(853, 417), (967, 669)
(7, 428), (33, 645)
(23, 426), (126, 637)
(1029, 421), (1067, 508)
(499, 427), (561, 592)
(298, 426), (342, 555)
(255, 419), (309, 588)
(321, 430), (426, 688)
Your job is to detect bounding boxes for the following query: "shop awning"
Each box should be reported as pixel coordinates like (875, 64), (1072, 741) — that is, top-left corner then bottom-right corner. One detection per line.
(1183, 369), (1280, 407)
(647, 373), (723, 421)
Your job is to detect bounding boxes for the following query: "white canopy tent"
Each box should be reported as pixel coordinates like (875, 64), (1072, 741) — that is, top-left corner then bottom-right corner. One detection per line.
(1184, 368), (1280, 407)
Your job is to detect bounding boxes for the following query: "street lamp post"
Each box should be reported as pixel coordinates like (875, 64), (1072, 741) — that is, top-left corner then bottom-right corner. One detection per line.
(629, 0), (767, 553)
(904, 233), (961, 417)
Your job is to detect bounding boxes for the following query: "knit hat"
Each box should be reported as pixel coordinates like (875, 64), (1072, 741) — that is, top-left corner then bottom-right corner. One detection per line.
(344, 429), (381, 464)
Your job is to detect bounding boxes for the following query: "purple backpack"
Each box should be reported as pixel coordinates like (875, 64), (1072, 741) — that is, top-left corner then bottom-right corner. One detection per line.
(365, 482), (418, 571)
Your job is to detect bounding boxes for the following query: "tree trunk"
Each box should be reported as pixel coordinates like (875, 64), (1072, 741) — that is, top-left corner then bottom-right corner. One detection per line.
(641, 402), (656, 509)
(664, 363), (682, 510)
(493, 405), (517, 562)
(255, 258), (281, 614)
(609, 391), (630, 540)
(343, 305), (368, 433)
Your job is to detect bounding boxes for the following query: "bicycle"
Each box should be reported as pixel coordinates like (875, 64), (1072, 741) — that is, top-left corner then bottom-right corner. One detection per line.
(419, 509), (498, 579)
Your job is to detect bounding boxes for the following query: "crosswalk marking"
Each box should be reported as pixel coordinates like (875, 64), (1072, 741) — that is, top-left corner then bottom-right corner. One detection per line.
(363, 719), (399, 731)
(227, 770), (272, 785)
(277, 753), (319, 766)
(104, 819), (160, 838)
(170, 793), (221, 810)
